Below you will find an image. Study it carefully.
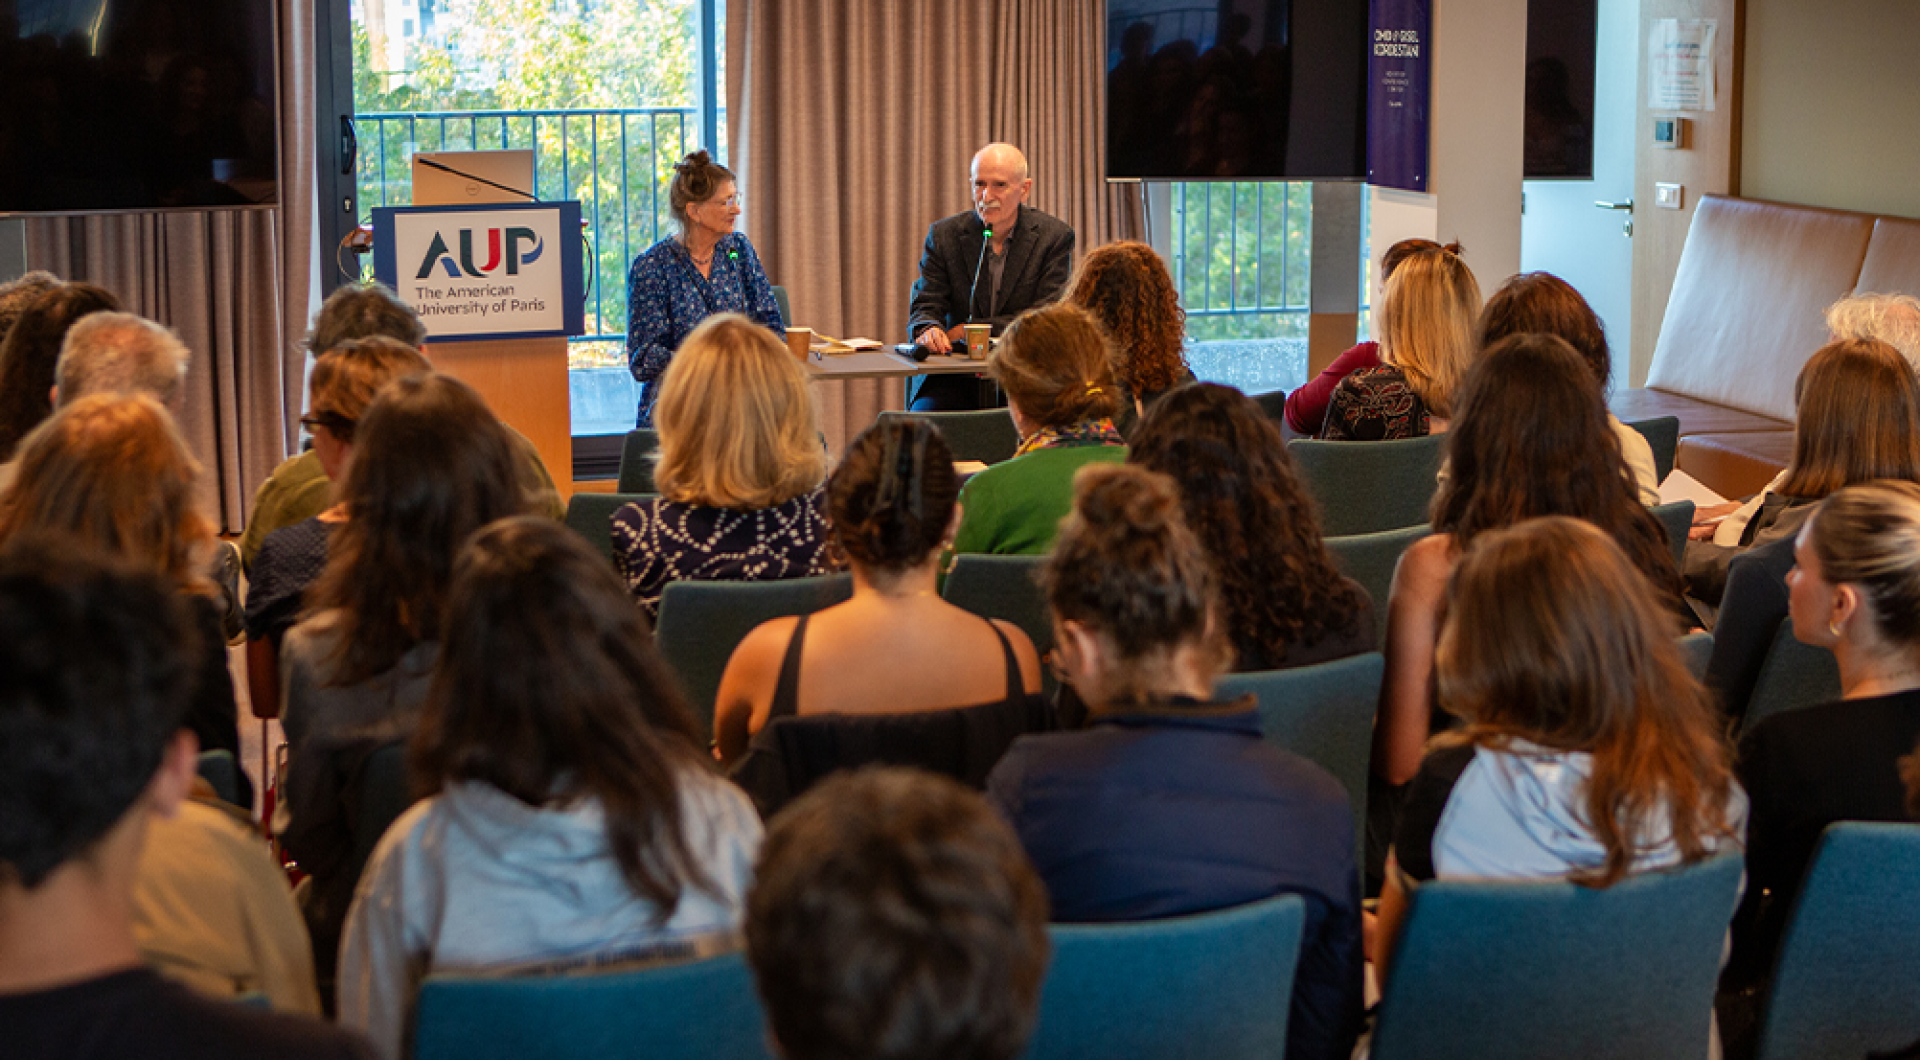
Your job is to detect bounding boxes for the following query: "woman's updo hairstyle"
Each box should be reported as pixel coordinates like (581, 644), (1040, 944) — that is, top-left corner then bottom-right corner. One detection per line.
(668, 150), (737, 235)
(1043, 464), (1224, 672)
(828, 418), (959, 575)
(990, 303), (1120, 430)
(1806, 480), (1920, 646)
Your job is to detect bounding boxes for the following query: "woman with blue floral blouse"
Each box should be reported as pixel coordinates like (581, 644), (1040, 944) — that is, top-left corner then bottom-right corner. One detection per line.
(625, 150), (785, 427)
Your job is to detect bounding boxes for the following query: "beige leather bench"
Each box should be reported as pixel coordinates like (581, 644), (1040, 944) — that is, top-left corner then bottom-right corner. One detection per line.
(1609, 196), (1920, 498)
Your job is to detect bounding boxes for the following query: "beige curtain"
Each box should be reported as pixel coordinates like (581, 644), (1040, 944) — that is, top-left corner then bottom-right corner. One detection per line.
(732, 0), (1140, 454)
(990, 0), (1145, 255)
(22, 0), (317, 533)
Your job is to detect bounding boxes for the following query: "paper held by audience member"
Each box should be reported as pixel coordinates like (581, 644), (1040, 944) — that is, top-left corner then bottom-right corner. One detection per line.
(1658, 468), (1728, 510)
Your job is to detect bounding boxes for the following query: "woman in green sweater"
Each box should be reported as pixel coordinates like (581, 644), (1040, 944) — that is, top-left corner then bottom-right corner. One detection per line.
(950, 302), (1130, 556)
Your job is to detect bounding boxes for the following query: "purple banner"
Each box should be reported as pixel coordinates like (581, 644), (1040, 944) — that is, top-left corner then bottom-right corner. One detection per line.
(1367, 0), (1431, 192)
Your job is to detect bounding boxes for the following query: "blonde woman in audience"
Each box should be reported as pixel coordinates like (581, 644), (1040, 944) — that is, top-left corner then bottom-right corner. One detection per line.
(612, 312), (836, 619)
(339, 517), (761, 1060)
(242, 338), (431, 719)
(1286, 239), (1451, 437)
(276, 373), (526, 990)
(1320, 244), (1481, 440)
(1063, 240), (1194, 438)
(950, 302), (1128, 556)
(1728, 482), (1920, 997)
(714, 418), (1041, 766)
(1374, 517), (1744, 977)
(1685, 337), (1920, 605)
(0, 394), (243, 790)
(987, 464), (1362, 1060)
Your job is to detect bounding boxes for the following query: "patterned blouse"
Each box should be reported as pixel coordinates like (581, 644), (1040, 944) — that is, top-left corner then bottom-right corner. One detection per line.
(624, 231), (785, 427)
(611, 486), (838, 619)
(1320, 365), (1432, 441)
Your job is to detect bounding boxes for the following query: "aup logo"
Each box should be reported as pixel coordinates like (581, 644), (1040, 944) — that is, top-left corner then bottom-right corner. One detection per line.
(415, 227), (544, 279)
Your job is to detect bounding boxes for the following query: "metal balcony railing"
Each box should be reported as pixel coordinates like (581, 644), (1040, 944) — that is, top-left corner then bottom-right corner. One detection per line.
(355, 107), (706, 350)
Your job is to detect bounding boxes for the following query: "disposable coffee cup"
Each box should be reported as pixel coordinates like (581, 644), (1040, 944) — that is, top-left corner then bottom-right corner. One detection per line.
(964, 324), (992, 361)
(786, 327), (814, 362)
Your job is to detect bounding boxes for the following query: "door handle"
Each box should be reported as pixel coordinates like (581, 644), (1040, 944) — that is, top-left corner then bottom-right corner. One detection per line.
(1594, 199), (1634, 212)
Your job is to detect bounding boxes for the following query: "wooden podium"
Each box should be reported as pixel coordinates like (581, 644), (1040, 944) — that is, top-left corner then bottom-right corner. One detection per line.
(411, 158), (575, 498)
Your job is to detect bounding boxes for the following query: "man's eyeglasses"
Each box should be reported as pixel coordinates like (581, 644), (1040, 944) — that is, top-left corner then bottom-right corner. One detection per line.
(299, 411), (356, 441)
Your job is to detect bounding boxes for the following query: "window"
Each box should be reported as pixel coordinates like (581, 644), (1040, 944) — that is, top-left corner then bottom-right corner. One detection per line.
(347, 0), (726, 445)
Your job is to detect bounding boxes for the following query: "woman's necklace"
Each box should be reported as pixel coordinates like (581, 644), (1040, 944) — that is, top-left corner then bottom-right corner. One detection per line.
(682, 236), (715, 267)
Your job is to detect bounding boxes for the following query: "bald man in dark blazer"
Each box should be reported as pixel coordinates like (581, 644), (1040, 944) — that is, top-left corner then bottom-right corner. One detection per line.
(907, 143), (1075, 410)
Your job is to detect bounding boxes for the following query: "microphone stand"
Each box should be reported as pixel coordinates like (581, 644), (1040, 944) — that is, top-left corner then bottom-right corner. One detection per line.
(965, 224), (995, 351)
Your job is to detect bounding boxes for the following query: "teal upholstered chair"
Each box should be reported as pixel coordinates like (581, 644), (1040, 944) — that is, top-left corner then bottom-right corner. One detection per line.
(1022, 895), (1307, 1060)
(1371, 852), (1745, 1060)
(1287, 434), (1447, 536)
(414, 951), (773, 1060)
(653, 574), (855, 737)
(1651, 499), (1695, 567)
(562, 492), (651, 564)
(1324, 524), (1431, 647)
(1740, 618), (1842, 737)
(1624, 415), (1681, 482)
(616, 429), (658, 494)
(879, 408), (1022, 466)
(942, 553), (1052, 660)
(1754, 822), (1920, 1060)
(1216, 652), (1384, 863)
(1677, 629), (1714, 680)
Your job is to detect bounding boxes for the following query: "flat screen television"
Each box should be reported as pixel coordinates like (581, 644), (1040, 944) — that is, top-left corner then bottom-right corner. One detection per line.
(1524, 0), (1597, 179)
(0, 0), (280, 213)
(1106, 0), (1368, 181)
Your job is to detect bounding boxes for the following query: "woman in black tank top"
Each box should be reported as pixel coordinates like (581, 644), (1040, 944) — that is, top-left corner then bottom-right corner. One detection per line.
(713, 420), (1043, 764)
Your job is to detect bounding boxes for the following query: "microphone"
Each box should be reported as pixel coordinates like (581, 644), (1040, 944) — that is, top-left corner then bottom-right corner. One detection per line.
(965, 224), (994, 350)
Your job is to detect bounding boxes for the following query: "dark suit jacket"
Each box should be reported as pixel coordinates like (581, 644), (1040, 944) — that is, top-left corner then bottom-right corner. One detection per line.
(908, 204), (1075, 340)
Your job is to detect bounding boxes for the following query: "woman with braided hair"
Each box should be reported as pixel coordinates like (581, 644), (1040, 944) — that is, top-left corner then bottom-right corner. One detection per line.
(712, 417), (1042, 765)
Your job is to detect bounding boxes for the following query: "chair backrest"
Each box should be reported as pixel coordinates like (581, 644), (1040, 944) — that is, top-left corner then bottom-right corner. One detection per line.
(414, 950), (774, 1060)
(770, 284), (791, 328)
(1676, 630), (1714, 680)
(348, 739), (415, 875)
(1215, 652), (1384, 864)
(563, 492), (651, 563)
(1624, 415), (1681, 482)
(1756, 822), (1920, 1060)
(1650, 499), (1695, 568)
(616, 429), (658, 494)
(943, 553), (1052, 659)
(654, 574), (855, 736)
(879, 408), (1022, 465)
(1740, 618), (1842, 737)
(1022, 895), (1306, 1060)
(729, 694), (1055, 818)
(1251, 387), (1288, 423)
(1371, 852), (1745, 1060)
(1287, 433), (1448, 536)
(1324, 525), (1431, 647)
(195, 749), (244, 809)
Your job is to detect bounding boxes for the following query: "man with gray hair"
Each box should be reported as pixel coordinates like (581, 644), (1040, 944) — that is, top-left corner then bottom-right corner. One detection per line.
(1826, 292), (1920, 370)
(907, 142), (1075, 410)
(54, 311), (192, 408)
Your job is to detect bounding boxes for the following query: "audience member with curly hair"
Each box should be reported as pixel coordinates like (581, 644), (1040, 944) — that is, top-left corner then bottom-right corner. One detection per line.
(1065, 241), (1194, 438)
(714, 418), (1041, 765)
(988, 463), (1362, 1060)
(1130, 382), (1374, 670)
